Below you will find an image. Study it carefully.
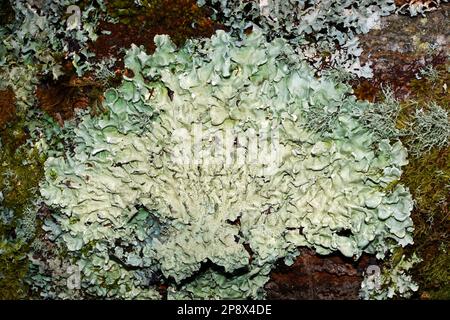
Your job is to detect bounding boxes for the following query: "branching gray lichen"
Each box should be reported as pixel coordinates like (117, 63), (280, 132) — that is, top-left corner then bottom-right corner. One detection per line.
(358, 86), (402, 140)
(406, 103), (450, 157)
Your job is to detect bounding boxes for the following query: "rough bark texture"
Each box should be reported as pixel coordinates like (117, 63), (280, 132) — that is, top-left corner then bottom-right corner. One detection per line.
(36, 71), (104, 125)
(354, 3), (449, 101)
(0, 89), (16, 129)
(265, 249), (374, 300)
(91, 0), (222, 67)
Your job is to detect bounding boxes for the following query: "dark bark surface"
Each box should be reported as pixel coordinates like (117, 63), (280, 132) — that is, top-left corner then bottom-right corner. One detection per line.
(354, 4), (449, 101)
(265, 249), (373, 300)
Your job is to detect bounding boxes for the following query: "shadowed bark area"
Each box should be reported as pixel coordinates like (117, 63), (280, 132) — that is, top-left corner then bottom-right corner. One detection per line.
(91, 0), (222, 67)
(36, 73), (104, 125)
(266, 249), (373, 300)
(0, 89), (16, 129)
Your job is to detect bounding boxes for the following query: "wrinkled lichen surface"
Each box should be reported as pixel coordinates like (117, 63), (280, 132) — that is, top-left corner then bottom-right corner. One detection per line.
(0, 0), (448, 300)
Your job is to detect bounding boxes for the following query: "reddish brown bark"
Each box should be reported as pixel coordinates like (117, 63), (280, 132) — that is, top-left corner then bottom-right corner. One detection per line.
(266, 248), (374, 300)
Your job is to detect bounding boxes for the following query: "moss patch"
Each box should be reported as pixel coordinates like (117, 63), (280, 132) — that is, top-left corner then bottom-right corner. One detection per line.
(396, 62), (449, 300)
(407, 62), (450, 107)
(400, 148), (450, 299)
(0, 117), (45, 299)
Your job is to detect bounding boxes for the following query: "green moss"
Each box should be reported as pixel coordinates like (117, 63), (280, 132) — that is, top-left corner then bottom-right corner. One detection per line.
(394, 62), (449, 216)
(401, 155), (448, 298)
(397, 62), (449, 130)
(0, 240), (29, 299)
(0, 146), (44, 216)
(408, 63), (450, 108)
(396, 62), (450, 300)
(418, 249), (450, 300)
(401, 148), (449, 214)
(0, 118), (45, 300)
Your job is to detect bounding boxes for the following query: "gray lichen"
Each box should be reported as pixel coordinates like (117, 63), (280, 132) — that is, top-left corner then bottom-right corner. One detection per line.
(360, 253), (421, 300)
(406, 103), (450, 157)
(38, 30), (414, 299)
(198, 0), (399, 78)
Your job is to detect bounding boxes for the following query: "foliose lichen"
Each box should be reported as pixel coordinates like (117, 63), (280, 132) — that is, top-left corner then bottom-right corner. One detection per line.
(360, 253), (421, 299)
(0, 0), (107, 114)
(197, 0), (401, 78)
(38, 29), (414, 299)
